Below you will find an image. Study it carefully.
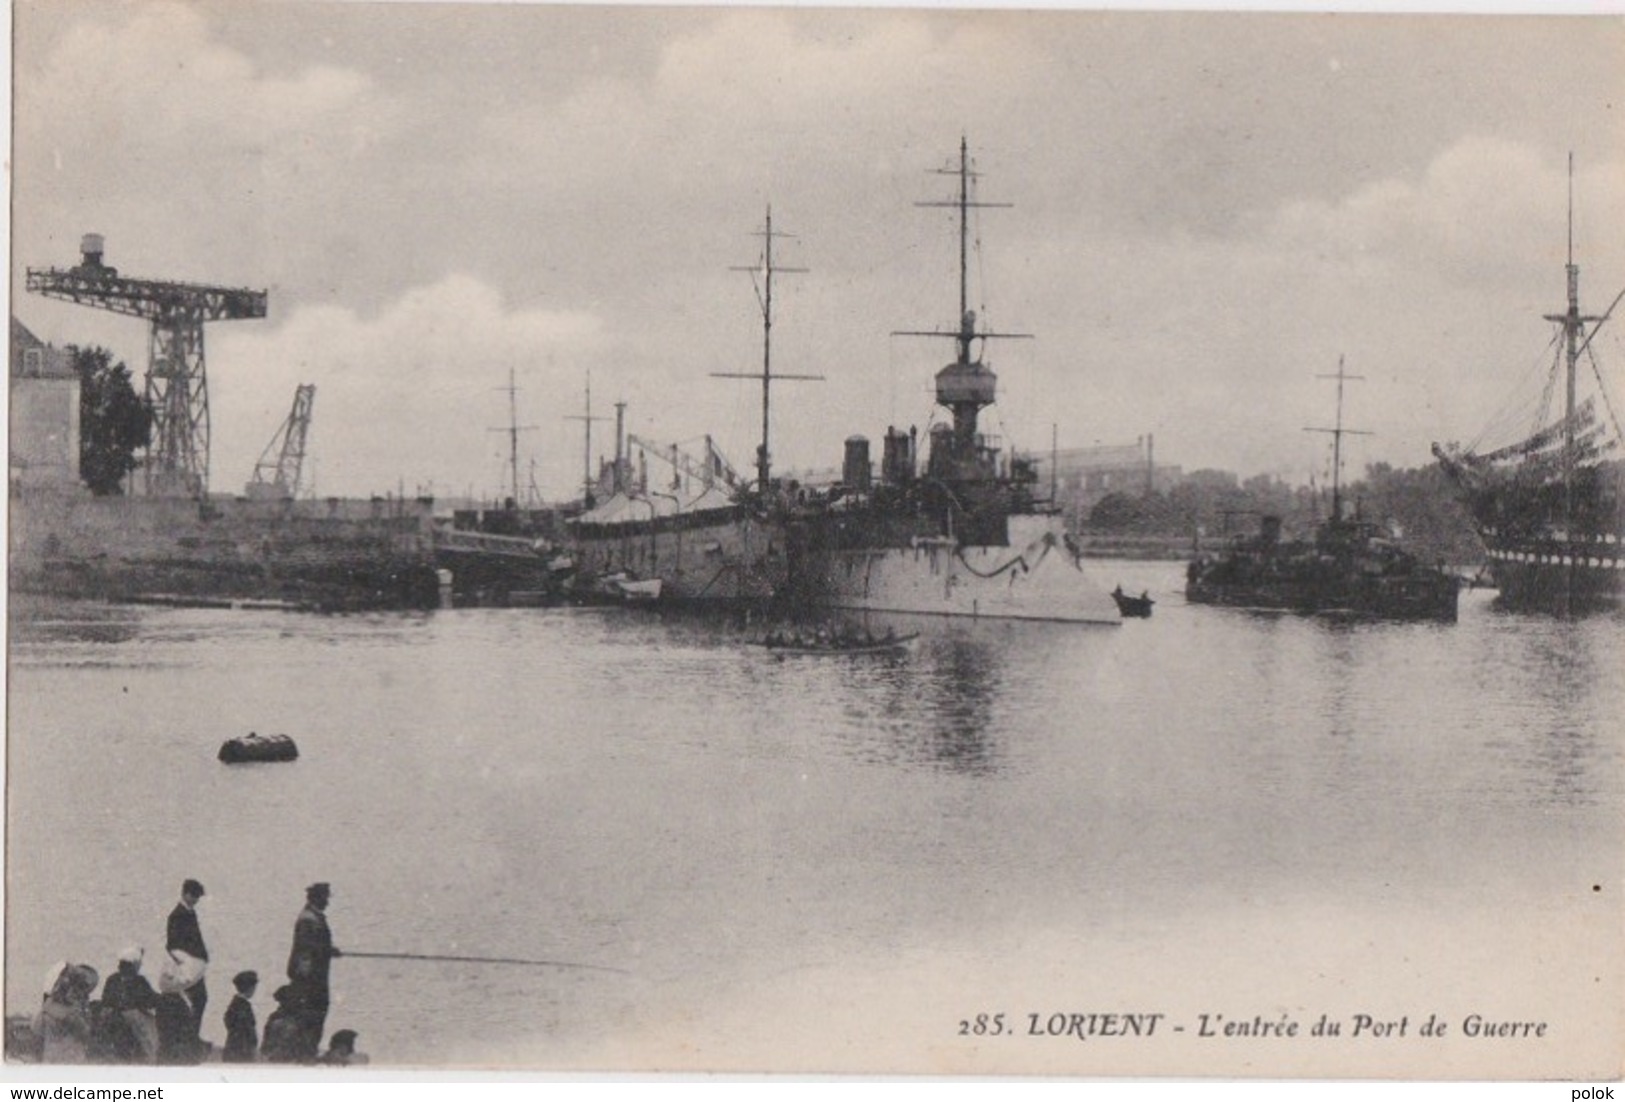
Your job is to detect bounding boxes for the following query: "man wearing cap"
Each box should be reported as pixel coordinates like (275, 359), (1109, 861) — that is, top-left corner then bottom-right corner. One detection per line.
(165, 879), (208, 1041)
(287, 882), (341, 1054)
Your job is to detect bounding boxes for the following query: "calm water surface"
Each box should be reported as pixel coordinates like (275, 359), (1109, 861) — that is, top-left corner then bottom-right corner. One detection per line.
(6, 561), (1621, 1075)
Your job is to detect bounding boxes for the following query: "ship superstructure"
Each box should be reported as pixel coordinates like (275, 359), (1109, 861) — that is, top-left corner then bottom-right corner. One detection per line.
(783, 140), (1119, 624)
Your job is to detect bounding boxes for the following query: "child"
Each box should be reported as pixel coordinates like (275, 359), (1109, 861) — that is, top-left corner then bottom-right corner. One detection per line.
(318, 1028), (368, 1066)
(222, 971), (258, 1063)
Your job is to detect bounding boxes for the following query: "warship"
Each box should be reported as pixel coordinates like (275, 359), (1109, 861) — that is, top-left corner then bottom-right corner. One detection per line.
(1188, 359), (1459, 622)
(565, 210), (812, 605)
(782, 140), (1119, 624)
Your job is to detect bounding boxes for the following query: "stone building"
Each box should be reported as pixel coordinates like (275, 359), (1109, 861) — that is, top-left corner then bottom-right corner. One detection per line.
(9, 318), (81, 490)
(1023, 435), (1182, 517)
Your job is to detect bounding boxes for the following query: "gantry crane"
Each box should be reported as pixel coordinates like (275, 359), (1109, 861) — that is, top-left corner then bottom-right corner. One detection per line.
(247, 384), (316, 500)
(26, 234), (268, 497)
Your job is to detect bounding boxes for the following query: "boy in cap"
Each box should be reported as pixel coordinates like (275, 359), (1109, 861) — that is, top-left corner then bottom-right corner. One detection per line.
(165, 879), (208, 1039)
(222, 971), (258, 1063)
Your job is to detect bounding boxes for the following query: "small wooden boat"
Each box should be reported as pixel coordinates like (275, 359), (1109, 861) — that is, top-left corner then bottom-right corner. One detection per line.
(763, 632), (918, 656)
(615, 577), (663, 602)
(218, 732), (299, 764)
(1110, 586), (1155, 618)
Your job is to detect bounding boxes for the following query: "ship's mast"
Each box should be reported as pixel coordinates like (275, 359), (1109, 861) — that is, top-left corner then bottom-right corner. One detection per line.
(713, 206), (821, 495)
(954, 137), (973, 364)
(1306, 356), (1372, 523)
(489, 366), (536, 507)
(1543, 154), (1601, 548)
(906, 137), (1022, 367)
(565, 372), (609, 505)
(1539, 155), (1608, 612)
(896, 138), (1031, 456)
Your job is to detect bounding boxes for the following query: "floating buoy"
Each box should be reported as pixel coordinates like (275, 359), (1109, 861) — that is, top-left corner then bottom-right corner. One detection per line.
(218, 732), (299, 764)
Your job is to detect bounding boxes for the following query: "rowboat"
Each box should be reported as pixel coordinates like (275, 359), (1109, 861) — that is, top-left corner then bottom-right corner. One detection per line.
(762, 632), (918, 656)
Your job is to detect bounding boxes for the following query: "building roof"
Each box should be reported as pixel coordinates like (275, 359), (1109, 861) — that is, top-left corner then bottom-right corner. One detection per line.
(10, 317), (77, 379)
(1019, 443), (1148, 471)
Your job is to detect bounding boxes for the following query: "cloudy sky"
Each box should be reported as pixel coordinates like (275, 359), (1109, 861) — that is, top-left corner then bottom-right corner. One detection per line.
(10, 2), (1624, 501)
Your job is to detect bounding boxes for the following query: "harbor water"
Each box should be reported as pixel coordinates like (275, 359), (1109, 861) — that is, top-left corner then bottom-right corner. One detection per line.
(6, 561), (1621, 1077)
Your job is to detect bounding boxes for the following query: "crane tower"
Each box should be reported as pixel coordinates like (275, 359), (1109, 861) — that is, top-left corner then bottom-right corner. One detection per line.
(248, 384), (316, 500)
(26, 234), (269, 497)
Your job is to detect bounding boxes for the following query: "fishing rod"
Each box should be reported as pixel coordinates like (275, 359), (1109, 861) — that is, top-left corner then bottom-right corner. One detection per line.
(341, 951), (629, 975)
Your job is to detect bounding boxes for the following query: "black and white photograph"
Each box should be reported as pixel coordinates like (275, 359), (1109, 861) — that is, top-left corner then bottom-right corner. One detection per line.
(5, 0), (1623, 1084)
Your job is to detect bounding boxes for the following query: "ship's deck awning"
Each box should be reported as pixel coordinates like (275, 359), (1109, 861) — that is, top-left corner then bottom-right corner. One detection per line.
(574, 485), (737, 525)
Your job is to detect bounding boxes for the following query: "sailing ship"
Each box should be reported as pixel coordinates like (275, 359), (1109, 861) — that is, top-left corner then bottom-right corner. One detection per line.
(564, 210), (807, 604)
(1187, 360), (1459, 622)
(1432, 157), (1624, 615)
(782, 140), (1120, 624)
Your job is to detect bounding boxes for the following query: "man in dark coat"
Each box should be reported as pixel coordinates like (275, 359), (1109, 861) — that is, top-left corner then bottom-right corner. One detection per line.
(286, 882), (341, 1055)
(164, 879), (208, 1041)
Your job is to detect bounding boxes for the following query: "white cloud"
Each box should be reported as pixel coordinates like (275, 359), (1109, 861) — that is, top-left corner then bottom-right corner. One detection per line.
(22, 2), (384, 148)
(211, 275), (606, 500)
(1270, 137), (1625, 289)
(471, 10), (1044, 202)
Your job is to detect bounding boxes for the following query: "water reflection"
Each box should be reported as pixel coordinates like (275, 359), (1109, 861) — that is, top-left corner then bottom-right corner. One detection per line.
(1507, 619), (1614, 807)
(8, 608), (145, 648)
(906, 635), (1002, 774)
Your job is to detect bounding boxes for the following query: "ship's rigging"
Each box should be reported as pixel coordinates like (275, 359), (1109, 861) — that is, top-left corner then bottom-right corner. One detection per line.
(1443, 157), (1624, 487)
(1432, 153), (1625, 614)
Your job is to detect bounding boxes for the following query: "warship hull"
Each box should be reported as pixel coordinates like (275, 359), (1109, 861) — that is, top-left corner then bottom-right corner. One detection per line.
(790, 515), (1119, 624)
(1481, 533), (1625, 613)
(569, 502), (786, 604)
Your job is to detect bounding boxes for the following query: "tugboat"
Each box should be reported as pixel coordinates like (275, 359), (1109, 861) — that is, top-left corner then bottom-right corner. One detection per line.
(1110, 586), (1155, 618)
(1432, 155), (1623, 615)
(1187, 359), (1459, 622)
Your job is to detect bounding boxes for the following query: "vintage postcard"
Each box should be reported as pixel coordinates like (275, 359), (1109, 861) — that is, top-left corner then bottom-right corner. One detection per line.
(6, 0), (1622, 1085)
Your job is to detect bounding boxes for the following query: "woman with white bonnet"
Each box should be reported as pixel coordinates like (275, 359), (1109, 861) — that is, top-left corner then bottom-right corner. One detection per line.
(101, 946), (160, 1063)
(35, 962), (97, 1064)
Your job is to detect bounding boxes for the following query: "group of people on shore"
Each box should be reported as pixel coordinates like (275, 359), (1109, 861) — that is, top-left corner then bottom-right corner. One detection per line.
(20, 879), (366, 1068)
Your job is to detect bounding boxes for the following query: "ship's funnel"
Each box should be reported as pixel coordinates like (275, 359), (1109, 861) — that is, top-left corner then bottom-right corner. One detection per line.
(882, 426), (915, 485)
(843, 436), (872, 493)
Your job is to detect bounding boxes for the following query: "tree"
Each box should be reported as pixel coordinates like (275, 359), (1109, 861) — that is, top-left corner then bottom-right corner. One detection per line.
(72, 346), (152, 496)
